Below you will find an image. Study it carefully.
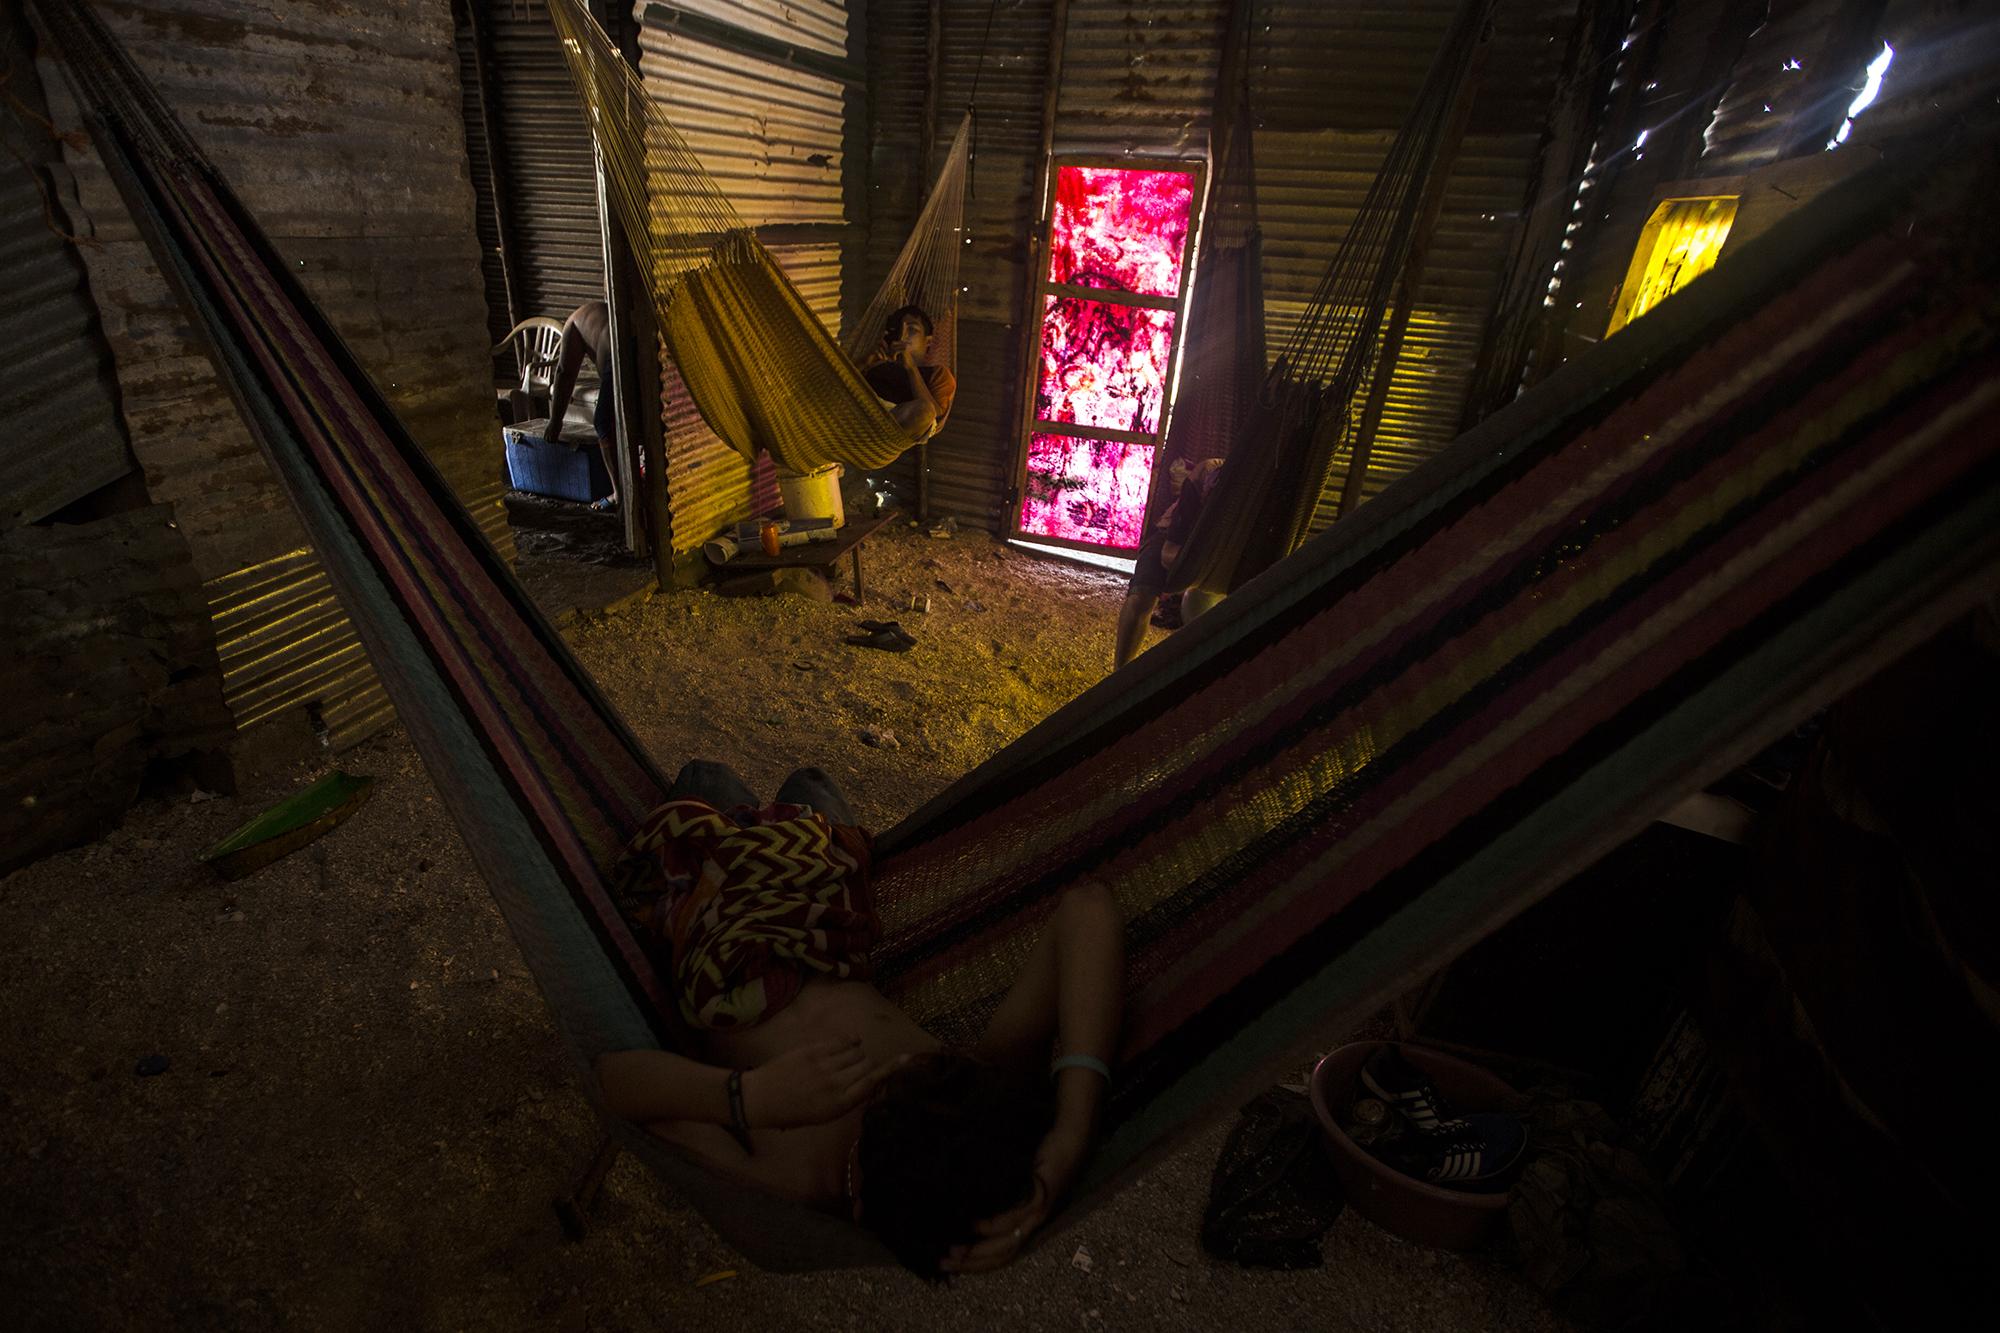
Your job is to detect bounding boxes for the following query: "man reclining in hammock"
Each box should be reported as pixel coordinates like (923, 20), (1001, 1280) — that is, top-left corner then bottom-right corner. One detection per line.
(859, 304), (958, 443)
(598, 760), (1122, 1279)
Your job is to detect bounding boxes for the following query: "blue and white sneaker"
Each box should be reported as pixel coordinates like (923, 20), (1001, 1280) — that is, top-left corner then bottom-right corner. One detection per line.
(1420, 1113), (1527, 1191)
(1371, 1112), (1529, 1193)
(1360, 1047), (1470, 1138)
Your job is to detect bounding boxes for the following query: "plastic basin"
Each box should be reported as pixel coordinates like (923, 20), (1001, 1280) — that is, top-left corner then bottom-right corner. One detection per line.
(1309, 1041), (1517, 1251)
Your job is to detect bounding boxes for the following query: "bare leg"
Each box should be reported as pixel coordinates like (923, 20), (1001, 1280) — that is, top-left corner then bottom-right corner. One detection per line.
(1181, 586), (1223, 623)
(1114, 583), (1160, 669)
(596, 432), (620, 506)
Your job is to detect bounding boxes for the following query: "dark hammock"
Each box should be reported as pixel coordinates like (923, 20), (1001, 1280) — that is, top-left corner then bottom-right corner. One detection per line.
(1174, 0), (1495, 596)
(38, 0), (2000, 1271)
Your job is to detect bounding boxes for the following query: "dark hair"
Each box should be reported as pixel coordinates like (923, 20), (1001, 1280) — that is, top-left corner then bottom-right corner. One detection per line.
(885, 304), (935, 341)
(856, 1054), (1054, 1280)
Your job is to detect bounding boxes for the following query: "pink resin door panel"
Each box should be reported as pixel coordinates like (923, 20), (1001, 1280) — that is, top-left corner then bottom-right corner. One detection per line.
(1013, 160), (1202, 554)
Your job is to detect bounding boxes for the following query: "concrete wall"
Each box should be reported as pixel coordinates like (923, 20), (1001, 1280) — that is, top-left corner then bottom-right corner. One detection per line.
(35, 0), (513, 752)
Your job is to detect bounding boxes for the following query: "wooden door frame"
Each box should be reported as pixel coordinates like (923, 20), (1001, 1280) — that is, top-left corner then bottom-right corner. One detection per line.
(1007, 154), (1207, 555)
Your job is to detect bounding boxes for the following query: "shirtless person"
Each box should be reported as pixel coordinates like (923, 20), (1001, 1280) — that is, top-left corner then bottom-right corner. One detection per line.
(859, 305), (957, 443)
(597, 760), (1122, 1278)
(542, 299), (620, 512)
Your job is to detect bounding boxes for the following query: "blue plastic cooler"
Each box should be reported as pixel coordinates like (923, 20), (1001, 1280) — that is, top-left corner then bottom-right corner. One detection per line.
(503, 421), (612, 503)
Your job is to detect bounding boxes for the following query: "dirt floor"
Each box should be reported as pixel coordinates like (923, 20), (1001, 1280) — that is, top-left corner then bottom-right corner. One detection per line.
(2, 514), (1577, 1332)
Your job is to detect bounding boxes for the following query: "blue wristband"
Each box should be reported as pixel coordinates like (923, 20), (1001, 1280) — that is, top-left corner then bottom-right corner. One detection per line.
(1050, 1053), (1112, 1083)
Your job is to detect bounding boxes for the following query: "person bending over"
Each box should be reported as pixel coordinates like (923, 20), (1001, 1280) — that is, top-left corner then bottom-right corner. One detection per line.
(542, 299), (621, 512)
(859, 305), (958, 443)
(597, 759), (1123, 1278)
(1115, 456), (1225, 669)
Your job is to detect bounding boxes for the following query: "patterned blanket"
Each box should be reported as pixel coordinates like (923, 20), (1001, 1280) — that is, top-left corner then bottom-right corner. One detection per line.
(614, 799), (877, 1030)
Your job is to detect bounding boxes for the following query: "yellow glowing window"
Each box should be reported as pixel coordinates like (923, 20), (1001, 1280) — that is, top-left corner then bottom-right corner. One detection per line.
(1606, 196), (1740, 335)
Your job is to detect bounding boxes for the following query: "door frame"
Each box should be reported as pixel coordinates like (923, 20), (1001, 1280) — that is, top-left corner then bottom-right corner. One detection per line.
(1007, 153), (1206, 556)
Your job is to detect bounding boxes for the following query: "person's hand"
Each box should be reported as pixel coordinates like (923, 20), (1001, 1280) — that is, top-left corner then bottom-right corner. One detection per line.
(740, 1039), (903, 1130)
(940, 1120), (1093, 1273)
(542, 423), (564, 446)
(896, 341), (921, 370)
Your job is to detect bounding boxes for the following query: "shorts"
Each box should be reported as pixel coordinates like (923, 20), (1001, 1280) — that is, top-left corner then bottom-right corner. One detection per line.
(1130, 532), (1192, 594)
(593, 363), (616, 440)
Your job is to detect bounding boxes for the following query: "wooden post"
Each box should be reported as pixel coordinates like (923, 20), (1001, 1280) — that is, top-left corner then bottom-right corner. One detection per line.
(1337, 33), (1488, 519)
(603, 5), (672, 581)
(1006, 0), (1071, 534)
(917, 0), (942, 525)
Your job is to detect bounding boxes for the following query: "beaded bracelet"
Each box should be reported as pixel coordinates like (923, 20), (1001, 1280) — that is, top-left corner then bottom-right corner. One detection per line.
(1050, 1053), (1112, 1083)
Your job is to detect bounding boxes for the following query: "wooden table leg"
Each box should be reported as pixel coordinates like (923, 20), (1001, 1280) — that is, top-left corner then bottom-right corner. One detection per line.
(852, 546), (863, 603)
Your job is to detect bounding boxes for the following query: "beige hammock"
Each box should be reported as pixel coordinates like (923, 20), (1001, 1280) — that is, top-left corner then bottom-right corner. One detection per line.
(547, 0), (968, 474)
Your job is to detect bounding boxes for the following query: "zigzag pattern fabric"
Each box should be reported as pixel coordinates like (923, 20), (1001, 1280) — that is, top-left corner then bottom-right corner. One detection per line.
(544, 0), (969, 475)
(41, 0), (2000, 1262)
(615, 800), (876, 1031)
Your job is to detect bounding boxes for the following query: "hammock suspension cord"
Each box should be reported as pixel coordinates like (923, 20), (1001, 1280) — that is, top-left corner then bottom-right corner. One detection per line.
(544, 0), (969, 476)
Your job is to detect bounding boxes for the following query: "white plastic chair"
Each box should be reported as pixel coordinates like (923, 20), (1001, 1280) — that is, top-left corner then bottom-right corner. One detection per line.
(491, 316), (567, 397)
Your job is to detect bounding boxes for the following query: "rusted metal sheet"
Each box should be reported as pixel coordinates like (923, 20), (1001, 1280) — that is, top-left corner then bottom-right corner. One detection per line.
(486, 0), (611, 319)
(0, 158), (132, 526)
(865, 0), (1054, 529)
(37, 0), (511, 752)
(453, 6), (518, 358)
(631, 1), (854, 552)
(1054, 1), (1227, 157)
(1700, 0), (1854, 173)
(1247, 1), (1580, 523)
(636, 3), (849, 228)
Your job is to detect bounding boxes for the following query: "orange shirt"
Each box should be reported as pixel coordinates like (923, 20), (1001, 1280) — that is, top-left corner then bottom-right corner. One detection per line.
(862, 358), (957, 424)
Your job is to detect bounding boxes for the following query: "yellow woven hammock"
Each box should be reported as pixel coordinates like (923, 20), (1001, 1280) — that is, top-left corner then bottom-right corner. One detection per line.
(547, 0), (968, 474)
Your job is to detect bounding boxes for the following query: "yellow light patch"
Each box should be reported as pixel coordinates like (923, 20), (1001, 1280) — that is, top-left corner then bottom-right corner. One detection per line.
(1606, 197), (1740, 335)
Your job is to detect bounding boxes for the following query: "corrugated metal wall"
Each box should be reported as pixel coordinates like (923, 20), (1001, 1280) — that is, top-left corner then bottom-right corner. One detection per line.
(484, 0), (612, 320)
(1700, 0), (1876, 173)
(454, 7), (517, 355)
(863, 0), (1583, 531)
(1055, 1), (1226, 156)
(635, 0), (854, 552)
(864, 0), (1055, 529)
(1253, 1), (1581, 524)
(37, 0), (512, 753)
(0, 108), (132, 526)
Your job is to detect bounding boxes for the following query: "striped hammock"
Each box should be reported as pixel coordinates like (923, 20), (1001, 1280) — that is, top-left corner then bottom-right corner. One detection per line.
(39, 0), (2000, 1271)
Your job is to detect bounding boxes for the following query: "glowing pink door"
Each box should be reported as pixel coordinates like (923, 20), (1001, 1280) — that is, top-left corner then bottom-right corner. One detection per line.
(1014, 161), (1202, 554)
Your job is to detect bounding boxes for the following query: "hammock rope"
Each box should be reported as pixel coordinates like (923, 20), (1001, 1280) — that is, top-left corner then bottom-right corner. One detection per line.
(544, 0), (968, 475)
(1157, 0), (1265, 474)
(37, 0), (2000, 1268)
(1175, 0), (1496, 595)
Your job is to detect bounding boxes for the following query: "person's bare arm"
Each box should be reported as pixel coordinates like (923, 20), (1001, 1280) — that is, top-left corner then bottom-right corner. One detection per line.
(597, 1038), (900, 1130)
(888, 346), (941, 441)
(951, 879), (1123, 1272)
(542, 322), (590, 444)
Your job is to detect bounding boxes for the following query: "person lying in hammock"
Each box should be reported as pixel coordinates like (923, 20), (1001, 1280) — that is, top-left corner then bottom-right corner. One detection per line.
(859, 304), (958, 443)
(541, 299), (621, 513)
(598, 760), (1122, 1279)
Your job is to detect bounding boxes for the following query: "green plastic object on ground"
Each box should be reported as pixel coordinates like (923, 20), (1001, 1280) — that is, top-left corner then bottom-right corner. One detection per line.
(199, 771), (375, 881)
